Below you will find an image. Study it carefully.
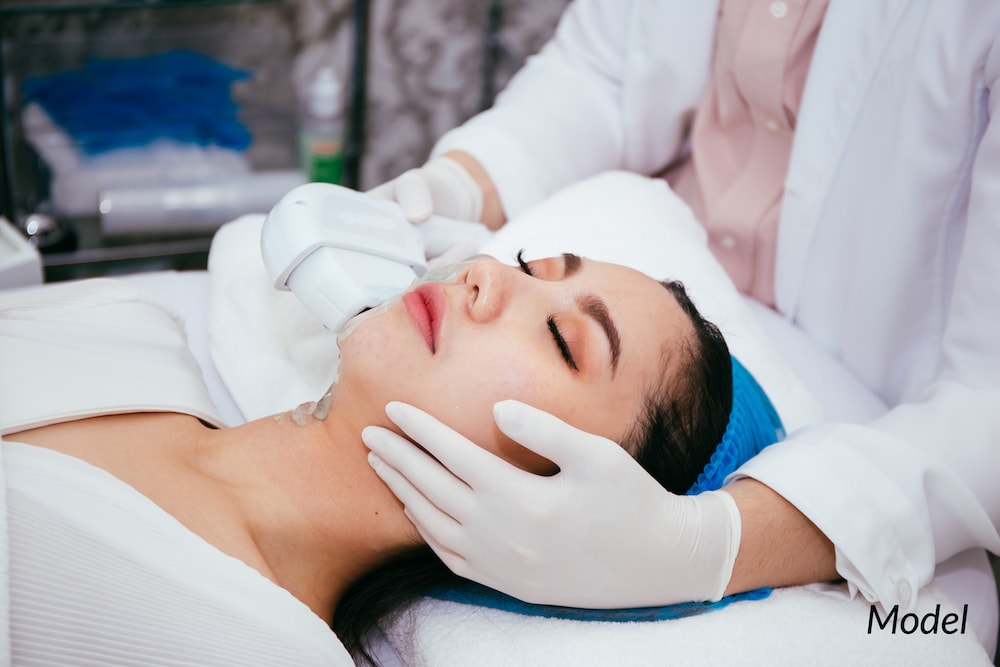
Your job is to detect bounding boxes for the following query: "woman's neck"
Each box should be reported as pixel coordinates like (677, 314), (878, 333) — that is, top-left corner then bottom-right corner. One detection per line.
(189, 398), (420, 623)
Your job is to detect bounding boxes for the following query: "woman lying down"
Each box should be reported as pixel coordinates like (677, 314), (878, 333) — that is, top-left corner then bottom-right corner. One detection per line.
(0, 252), (774, 666)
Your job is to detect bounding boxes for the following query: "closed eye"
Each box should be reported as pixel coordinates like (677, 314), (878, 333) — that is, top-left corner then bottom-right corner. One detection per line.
(547, 316), (579, 372)
(516, 250), (578, 371)
(516, 249), (534, 277)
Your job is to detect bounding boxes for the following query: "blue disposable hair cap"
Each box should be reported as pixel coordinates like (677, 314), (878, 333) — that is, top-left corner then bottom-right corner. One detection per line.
(686, 356), (785, 495)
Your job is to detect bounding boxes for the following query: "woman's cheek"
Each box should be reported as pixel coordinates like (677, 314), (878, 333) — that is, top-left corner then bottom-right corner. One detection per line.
(429, 358), (557, 440)
(475, 357), (558, 409)
(495, 433), (559, 474)
(337, 339), (427, 411)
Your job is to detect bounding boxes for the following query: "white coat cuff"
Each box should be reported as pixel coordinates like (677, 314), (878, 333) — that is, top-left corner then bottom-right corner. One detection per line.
(726, 428), (931, 610)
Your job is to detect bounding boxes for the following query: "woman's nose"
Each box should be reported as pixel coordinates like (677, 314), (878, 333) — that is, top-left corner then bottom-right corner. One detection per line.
(465, 259), (514, 323)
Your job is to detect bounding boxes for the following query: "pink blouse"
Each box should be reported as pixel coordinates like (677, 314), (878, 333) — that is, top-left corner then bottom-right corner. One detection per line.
(668, 0), (829, 306)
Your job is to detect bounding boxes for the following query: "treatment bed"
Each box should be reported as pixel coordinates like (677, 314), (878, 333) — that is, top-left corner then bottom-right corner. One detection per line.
(18, 172), (998, 665)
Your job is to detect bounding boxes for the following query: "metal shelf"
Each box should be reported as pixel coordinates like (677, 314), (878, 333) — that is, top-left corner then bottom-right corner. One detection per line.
(0, 1), (277, 17)
(0, 0), (291, 280)
(41, 235), (213, 281)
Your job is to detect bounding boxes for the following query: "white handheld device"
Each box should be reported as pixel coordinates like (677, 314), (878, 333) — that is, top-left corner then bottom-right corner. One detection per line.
(261, 182), (489, 332)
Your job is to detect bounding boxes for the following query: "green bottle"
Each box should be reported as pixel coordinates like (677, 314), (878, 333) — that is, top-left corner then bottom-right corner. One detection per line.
(300, 67), (344, 184)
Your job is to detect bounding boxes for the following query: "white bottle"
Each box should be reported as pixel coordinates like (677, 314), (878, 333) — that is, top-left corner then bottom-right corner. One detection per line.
(300, 67), (345, 184)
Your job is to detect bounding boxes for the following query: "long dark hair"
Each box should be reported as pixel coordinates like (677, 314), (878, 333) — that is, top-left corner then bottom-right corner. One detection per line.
(333, 279), (733, 665)
(624, 280), (733, 493)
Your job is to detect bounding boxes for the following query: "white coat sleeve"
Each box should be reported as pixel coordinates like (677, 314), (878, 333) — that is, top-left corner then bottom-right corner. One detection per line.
(732, 37), (1000, 609)
(430, 0), (718, 218)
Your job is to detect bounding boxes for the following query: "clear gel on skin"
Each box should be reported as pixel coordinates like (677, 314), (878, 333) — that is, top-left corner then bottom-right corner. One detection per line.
(287, 384), (335, 426)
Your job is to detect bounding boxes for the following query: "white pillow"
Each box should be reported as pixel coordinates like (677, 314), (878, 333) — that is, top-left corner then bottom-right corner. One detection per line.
(481, 171), (822, 432)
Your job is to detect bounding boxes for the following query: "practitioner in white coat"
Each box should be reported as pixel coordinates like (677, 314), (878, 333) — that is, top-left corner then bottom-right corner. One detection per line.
(362, 0), (1000, 617)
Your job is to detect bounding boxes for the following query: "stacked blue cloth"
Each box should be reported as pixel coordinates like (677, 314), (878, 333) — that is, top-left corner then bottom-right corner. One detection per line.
(427, 355), (784, 622)
(22, 50), (251, 155)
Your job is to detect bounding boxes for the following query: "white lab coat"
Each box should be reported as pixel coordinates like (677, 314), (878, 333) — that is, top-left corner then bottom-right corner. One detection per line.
(433, 0), (1000, 608)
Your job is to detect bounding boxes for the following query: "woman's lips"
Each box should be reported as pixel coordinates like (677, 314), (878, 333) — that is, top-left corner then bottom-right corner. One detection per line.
(402, 283), (445, 352)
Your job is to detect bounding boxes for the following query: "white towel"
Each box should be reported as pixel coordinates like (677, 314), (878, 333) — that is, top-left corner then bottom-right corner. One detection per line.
(381, 583), (990, 666)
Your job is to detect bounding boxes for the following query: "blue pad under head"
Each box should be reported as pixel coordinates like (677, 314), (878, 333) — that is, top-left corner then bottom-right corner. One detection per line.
(427, 582), (770, 622)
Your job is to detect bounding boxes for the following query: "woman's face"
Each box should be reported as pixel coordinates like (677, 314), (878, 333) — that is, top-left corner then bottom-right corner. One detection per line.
(335, 254), (695, 472)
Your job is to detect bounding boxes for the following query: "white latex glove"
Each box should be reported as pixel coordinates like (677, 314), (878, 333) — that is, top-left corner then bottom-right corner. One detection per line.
(361, 399), (743, 609)
(368, 155), (484, 224)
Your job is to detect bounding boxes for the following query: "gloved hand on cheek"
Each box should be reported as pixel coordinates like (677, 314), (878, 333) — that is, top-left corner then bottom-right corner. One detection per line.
(361, 399), (742, 609)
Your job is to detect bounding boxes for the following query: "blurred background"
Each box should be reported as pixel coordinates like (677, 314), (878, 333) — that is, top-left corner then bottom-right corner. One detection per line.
(0, 0), (570, 280)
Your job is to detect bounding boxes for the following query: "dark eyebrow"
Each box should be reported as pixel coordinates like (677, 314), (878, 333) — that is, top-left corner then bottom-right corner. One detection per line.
(577, 293), (621, 374)
(562, 253), (582, 277)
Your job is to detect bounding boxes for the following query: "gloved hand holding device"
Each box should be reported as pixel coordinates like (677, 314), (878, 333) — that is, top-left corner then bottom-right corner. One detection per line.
(368, 156), (489, 267)
(361, 399), (742, 609)
(368, 155), (484, 225)
(261, 181), (491, 331)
